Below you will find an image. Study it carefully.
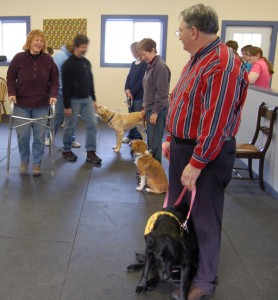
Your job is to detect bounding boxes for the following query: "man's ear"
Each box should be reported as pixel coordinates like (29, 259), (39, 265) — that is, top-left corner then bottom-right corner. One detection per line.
(145, 234), (153, 248)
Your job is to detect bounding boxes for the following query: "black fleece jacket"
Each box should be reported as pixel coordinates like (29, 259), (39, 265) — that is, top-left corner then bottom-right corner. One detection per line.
(62, 54), (96, 109)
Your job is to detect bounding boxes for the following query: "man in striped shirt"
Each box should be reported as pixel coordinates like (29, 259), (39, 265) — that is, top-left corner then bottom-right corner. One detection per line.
(166, 4), (248, 300)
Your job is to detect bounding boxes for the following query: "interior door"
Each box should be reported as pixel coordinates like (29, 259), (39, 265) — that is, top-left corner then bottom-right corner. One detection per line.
(225, 26), (272, 58)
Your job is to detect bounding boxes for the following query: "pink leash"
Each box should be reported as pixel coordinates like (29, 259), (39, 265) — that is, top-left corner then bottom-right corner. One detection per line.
(163, 186), (196, 232)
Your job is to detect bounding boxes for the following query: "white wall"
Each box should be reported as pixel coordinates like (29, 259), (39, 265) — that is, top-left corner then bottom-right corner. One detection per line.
(1, 0), (278, 112)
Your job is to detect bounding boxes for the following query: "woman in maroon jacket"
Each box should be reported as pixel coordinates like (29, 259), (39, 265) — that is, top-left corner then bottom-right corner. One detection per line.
(7, 29), (59, 176)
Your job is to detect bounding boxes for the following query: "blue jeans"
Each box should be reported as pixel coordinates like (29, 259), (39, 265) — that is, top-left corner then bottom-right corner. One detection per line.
(63, 97), (97, 152)
(53, 93), (64, 134)
(146, 107), (167, 163)
(46, 94), (76, 142)
(127, 99), (143, 140)
(13, 105), (49, 165)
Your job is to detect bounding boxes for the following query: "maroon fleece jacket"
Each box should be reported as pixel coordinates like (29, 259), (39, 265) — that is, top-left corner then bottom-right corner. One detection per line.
(7, 51), (59, 108)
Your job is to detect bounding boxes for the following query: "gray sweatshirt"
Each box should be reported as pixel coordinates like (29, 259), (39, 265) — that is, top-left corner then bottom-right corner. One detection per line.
(142, 55), (171, 113)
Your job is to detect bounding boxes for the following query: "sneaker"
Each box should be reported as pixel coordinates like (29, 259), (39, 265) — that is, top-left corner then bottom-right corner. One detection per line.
(122, 137), (131, 143)
(32, 165), (41, 177)
(72, 141), (81, 148)
(62, 151), (78, 161)
(19, 162), (28, 174)
(45, 137), (50, 146)
(86, 151), (102, 164)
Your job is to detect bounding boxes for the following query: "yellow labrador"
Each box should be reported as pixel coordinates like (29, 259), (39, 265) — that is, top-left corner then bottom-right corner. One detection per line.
(131, 140), (168, 194)
(96, 105), (146, 152)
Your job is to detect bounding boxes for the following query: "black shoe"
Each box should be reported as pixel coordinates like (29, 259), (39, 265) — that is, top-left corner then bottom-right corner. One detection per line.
(62, 150), (78, 161)
(86, 151), (102, 164)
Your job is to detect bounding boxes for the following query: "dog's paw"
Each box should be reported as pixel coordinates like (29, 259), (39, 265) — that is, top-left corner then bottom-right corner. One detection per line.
(112, 147), (120, 153)
(126, 263), (144, 272)
(145, 188), (152, 193)
(135, 252), (145, 263)
(136, 283), (147, 294)
(136, 186), (143, 191)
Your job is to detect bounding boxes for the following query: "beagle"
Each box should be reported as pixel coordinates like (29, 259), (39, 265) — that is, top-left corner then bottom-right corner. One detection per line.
(131, 140), (168, 194)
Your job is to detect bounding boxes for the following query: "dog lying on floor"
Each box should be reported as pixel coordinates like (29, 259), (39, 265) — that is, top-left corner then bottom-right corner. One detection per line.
(95, 105), (146, 152)
(127, 206), (198, 299)
(130, 140), (168, 194)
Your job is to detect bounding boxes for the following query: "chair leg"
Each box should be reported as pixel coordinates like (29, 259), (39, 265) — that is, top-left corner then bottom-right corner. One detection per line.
(248, 158), (253, 179)
(259, 158), (265, 191)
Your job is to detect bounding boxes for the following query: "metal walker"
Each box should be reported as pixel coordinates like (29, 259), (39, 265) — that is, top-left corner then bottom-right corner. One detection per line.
(6, 102), (56, 175)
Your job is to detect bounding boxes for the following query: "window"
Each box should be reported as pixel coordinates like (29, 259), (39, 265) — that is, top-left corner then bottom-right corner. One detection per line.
(101, 15), (168, 67)
(0, 16), (30, 66)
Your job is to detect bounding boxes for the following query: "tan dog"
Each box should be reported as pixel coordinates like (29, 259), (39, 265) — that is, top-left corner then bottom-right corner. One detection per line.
(96, 105), (146, 152)
(131, 140), (168, 194)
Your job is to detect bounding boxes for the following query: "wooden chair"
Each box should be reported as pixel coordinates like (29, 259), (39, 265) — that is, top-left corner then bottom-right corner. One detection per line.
(0, 77), (8, 121)
(234, 102), (278, 190)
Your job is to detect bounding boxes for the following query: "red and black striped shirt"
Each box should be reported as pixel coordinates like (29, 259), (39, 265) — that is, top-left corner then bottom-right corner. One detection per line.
(166, 38), (249, 169)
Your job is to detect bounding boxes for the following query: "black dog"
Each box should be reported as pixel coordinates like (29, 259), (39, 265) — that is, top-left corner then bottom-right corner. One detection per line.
(128, 206), (198, 299)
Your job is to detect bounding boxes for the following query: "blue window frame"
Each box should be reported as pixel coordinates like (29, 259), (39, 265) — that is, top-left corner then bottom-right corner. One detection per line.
(0, 16), (30, 66)
(101, 15), (168, 68)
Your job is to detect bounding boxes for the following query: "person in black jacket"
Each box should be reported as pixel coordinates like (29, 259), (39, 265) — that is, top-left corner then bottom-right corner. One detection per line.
(122, 42), (147, 143)
(61, 34), (102, 164)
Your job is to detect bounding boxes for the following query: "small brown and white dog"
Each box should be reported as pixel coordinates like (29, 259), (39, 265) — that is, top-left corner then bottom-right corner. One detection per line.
(96, 105), (146, 152)
(131, 140), (168, 194)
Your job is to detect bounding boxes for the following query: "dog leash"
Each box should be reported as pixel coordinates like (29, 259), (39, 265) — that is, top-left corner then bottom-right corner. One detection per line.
(163, 186), (196, 233)
(115, 97), (132, 113)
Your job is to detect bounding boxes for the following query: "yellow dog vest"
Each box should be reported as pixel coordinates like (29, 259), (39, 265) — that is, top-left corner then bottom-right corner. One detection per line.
(144, 211), (183, 236)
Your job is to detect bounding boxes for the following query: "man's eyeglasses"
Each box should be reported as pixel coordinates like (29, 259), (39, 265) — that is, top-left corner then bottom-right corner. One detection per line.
(175, 26), (192, 36)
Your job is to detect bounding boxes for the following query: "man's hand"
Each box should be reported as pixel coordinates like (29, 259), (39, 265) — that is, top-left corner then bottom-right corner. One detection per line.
(150, 113), (158, 124)
(162, 141), (170, 160)
(64, 108), (72, 117)
(8, 96), (16, 103)
(181, 163), (201, 191)
(49, 97), (57, 105)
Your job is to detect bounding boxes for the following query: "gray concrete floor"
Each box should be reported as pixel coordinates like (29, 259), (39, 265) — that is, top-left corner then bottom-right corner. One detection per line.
(0, 116), (278, 300)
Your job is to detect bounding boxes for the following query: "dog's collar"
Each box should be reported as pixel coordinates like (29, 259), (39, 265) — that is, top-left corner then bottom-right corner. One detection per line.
(107, 113), (115, 123)
(144, 211), (183, 236)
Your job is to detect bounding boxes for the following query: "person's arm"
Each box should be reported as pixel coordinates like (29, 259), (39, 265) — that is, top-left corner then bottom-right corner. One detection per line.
(90, 71), (96, 101)
(248, 72), (259, 84)
(248, 63), (262, 84)
(130, 62), (148, 97)
(152, 64), (171, 114)
(49, 57), (59, 99)
(62, 60), (73, 109)
(6, 54), (19, 98)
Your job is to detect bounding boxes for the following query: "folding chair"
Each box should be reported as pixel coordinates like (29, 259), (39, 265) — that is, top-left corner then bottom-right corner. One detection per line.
(6, 102), (56, 175)
(233, 102), (278, 190)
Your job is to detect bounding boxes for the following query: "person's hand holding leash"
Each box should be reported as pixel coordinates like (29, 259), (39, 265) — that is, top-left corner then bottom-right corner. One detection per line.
(181, 163), (201, 191)
(150, 112), (158, 124)
(162, 141), (170, 160)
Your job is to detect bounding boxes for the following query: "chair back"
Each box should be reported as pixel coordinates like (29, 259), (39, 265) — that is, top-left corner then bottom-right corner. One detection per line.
(251, 102), (278, 153)
(0, 77), (7, 101)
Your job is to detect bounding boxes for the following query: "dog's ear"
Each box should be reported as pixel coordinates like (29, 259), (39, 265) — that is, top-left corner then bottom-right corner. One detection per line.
(138, 142), (147, 154)
(131, 142), (139, 153)
(145, 234), (154, 248)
